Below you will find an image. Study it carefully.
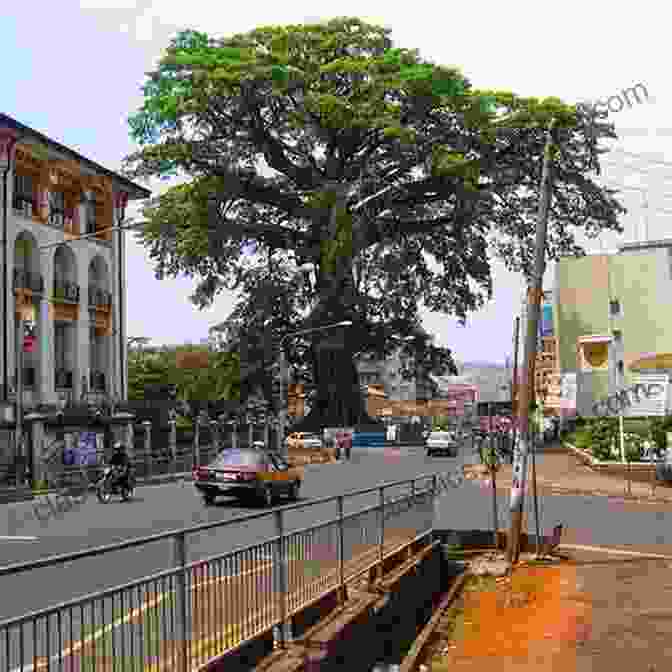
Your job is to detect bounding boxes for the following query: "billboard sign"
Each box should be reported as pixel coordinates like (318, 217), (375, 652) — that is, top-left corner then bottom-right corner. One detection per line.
(540, 303), (553, 337)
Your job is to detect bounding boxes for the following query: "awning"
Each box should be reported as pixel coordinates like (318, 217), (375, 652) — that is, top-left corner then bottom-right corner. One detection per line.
(629, 353), (672, 371)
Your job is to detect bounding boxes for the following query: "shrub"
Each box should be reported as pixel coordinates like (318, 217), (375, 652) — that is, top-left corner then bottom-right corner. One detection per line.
(586, 418), (618, 461)
(650, 415), (672, 451)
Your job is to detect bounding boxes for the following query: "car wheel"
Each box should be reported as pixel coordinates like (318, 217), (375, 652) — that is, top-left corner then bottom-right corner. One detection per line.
(426, 450), (433, 457)
(288, 480), (300, 501)
(203, 492), (216, 506)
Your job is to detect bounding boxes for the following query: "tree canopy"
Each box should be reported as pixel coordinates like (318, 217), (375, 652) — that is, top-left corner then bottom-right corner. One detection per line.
(123, 17), (624, 426)
(127, 340), (240, 417)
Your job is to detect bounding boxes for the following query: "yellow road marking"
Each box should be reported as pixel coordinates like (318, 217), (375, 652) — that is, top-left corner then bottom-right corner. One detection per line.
(21, 561), (274, 672)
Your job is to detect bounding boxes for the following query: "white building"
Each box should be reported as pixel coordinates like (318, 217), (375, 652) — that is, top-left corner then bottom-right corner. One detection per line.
(0, 114), (150, 412)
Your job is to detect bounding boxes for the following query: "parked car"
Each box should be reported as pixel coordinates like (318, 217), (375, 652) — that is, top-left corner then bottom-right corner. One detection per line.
(425, 431), (458, 457)
(286, 432), (323, 450)
(193, 447), (303, 507)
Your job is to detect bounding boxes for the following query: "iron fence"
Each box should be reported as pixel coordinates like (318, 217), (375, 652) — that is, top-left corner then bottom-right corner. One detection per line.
(0, 473), (439, 672)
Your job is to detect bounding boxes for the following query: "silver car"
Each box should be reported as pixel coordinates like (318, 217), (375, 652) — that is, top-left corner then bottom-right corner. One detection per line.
(426, 431), (458, 457)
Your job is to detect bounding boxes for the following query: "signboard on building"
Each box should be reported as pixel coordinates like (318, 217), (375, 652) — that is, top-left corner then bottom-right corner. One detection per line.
(77, 431), (99, 466)
(627, 375), (669, 417)
(540, 303), (554, 337)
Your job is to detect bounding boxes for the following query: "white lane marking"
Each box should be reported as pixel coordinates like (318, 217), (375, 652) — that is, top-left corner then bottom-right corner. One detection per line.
(0, 535), (38, 541)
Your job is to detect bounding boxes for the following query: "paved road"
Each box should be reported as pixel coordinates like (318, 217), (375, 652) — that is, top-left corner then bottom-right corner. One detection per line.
(2, 441), (672, 670)
(0, 444), (455, 670)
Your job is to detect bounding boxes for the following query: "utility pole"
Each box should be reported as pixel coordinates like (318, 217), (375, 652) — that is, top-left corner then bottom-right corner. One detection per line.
(506, 119), (559, 566)
(511, 316), (521, 454)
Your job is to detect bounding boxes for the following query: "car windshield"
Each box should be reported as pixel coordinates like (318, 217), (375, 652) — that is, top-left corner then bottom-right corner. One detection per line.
(429, 432), (453, 440)
(212, 449), (265, 468)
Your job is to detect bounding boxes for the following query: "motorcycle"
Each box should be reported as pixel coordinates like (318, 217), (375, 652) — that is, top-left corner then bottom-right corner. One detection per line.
(95, 466), (135, 503)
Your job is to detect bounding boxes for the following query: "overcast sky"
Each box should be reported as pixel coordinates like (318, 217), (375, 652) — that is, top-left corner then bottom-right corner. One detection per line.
(2, 1), (669, 363)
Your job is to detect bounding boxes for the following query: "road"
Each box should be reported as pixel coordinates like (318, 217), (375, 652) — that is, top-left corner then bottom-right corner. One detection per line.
(2, 441), (672, 670)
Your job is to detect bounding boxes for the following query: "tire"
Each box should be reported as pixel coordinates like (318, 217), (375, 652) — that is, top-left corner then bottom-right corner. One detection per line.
(288, 480), (300, 501)
(260, 485), (274, 507)
(426, 450), (433, 457)
(202, 492), (216, 506)
(121, 486), (134, 502)
(96, 482), (112, 504)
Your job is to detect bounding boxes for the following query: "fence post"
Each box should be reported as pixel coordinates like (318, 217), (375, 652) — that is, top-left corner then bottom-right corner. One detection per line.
(169, 419), (177, 480)
(337, 495), (345, 604)
(408, 480), (416, 558)
(173, 531), (189, 672)
(378, 486), (385, 581)
(143, 420), (152, 480)
(211, 420), (220, 456)
(273, 508), (291, 648)
(193, 416), (200, 469)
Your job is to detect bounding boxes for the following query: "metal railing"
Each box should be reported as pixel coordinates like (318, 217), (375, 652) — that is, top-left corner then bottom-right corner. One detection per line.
(0, 473), (439, 672)
(12, 269), (44, 294)
(52, 282), (80, 303)
(88, 287), (112, 310)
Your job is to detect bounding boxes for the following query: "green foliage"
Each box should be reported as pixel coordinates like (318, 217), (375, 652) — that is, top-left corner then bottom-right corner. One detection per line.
(123, 17), (625, 418)
(128, 342), (240, 414)
(649, 415), (672, 451)
(585, 418), (618, 461)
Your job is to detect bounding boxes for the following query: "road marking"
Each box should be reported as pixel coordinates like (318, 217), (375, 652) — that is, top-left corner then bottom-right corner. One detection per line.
(559, 543), (672, 559)
(0, 535), (38, 541)
(9, 561), (274, 672)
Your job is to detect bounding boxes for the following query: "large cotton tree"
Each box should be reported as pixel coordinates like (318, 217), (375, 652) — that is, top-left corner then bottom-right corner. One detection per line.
(123, 17), (624, 430)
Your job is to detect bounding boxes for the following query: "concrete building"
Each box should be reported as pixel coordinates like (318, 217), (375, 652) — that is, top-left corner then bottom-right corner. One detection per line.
(0, 114), (150, 412)
(553, 240), (672, 417)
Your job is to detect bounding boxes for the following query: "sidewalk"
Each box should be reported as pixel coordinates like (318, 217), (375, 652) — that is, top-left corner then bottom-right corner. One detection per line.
(464, 442), (672, 503)
(427, 544), (672, 671)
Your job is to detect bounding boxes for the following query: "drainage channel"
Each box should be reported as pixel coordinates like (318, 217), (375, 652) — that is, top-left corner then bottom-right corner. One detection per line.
(364, 554), (470, 672)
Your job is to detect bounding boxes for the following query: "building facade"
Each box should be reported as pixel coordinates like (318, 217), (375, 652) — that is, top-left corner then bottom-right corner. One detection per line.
(553, 240), (672, 417)
(0, 114), (149, 413)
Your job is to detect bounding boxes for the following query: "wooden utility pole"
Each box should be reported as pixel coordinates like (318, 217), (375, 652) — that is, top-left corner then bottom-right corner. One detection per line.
(506, 119), (559, 566)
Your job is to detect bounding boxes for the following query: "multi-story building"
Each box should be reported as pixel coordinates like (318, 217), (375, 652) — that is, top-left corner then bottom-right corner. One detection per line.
(0, 114), (150, 413)
(553, 240), (672, 417)
(539, 148), (672, 418)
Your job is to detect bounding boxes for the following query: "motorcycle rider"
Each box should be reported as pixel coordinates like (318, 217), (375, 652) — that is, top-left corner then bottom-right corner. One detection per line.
(108, 441), (131, 490)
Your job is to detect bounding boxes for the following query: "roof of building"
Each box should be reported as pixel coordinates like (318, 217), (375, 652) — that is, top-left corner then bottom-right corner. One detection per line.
(0, 113), (151, 200)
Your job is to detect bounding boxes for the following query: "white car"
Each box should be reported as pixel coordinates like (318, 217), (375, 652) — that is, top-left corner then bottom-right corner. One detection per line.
(426, 431), (458, 457)
(286, 432), (323, 450)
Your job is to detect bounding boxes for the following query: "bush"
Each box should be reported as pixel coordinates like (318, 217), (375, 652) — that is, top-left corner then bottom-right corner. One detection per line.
(650, 415), (672, 451)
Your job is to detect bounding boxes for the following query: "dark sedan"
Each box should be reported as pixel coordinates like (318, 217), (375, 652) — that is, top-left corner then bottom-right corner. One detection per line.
(193, 447), (303, 506)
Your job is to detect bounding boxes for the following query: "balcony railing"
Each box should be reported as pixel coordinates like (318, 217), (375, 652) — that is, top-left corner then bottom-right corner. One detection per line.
(55, 368), (73, 389)
(88, 286), (112, 309)
(12, 196), (35, 218)
(90, 370), (106, 391)
(13, 268), (44, 294)
(53, 281), (80, 303)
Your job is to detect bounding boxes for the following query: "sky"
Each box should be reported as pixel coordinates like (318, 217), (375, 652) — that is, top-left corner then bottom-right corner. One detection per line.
(1, 1), (669, 364)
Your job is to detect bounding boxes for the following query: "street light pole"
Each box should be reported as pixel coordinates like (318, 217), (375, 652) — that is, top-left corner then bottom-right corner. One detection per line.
(0, 130), (19, 406)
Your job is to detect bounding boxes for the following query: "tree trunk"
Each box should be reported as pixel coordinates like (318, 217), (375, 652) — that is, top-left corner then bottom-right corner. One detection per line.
(292, 183), (383, 434)
(290, 329), (381, 433)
